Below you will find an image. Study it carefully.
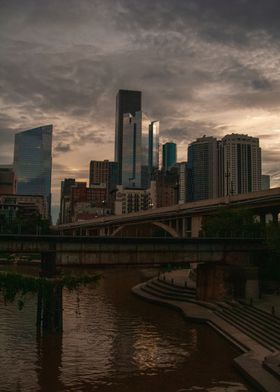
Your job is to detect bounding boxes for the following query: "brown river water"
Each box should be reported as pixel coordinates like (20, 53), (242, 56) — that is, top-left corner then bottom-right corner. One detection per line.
(0, 266), (253, 392)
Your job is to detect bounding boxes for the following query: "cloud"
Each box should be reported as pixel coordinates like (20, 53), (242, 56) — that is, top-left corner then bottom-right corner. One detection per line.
(54, 142), (72, 153)
(1, 0), (280, 218)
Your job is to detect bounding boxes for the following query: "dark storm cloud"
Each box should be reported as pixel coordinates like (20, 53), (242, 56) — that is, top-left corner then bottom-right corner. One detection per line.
(115, 0), (280, 41)
(162, 121), (230, 143)
(54, 143), (72, 153)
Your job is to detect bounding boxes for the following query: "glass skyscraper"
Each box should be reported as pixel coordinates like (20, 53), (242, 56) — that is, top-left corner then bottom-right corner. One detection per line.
(162, 142), (177, 172)
(187, 136), (220, 201)
(13, 125), (53, 217)
(115, 90), (142, 185)
(122, 111), (159, 188)
(148, 121), (160, 180)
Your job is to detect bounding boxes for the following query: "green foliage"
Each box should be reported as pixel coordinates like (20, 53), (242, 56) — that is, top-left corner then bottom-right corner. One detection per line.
(0, 210), (51, 235)
(266, 223), (280, 254)
(0, 271), (101, 309)
(200, 207), (263, 238)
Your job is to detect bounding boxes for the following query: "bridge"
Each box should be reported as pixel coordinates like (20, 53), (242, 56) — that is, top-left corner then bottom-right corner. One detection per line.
(55, 188), (280, 238)
(0, 234), (267, 300)
(0, 235), (265, 266)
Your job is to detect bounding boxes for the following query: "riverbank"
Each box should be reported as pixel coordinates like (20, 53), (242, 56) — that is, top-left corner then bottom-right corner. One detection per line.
(132, 270), (280, 392)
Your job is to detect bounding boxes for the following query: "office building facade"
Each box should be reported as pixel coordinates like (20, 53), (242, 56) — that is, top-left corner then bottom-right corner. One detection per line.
(162, 142), (177, 172)
(13, 125), (52, 217)
(122, 111), (159, 189)
(114, 182), (156, 215)
(115, 90), (142, 184)
(187, 136), (220, 201)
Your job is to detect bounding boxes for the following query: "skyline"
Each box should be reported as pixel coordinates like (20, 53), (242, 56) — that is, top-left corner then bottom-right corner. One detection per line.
(1, 0), (280, 217)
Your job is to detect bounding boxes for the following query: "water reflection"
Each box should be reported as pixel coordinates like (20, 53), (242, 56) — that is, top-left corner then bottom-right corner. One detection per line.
(0, 267), (253, 392)
(36, 334), (64, 392)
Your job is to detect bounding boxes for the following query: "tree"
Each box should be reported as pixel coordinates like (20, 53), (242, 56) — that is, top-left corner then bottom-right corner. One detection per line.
(200, 207), (263, 238)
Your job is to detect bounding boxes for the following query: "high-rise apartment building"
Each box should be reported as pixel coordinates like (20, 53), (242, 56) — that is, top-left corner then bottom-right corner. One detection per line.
(122, 111), (159, 188)
(89, 160), (110, 186)
(187, 133), (262, 201)
(221, 134), (261, 196)
(187, 136), (220, 201)
(13, 125), (52, 217)
(89, 160), (119, 210)
(89, 160), (118, 192)
(115, 90), (142, 184)
(162, 142), (177, 172)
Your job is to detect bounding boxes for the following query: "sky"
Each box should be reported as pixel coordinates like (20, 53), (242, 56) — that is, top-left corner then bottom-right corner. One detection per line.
(1, 0), (280, 219)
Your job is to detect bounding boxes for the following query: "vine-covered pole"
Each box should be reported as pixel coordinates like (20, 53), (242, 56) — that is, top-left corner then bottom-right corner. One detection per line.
(37, 251), (63, 334)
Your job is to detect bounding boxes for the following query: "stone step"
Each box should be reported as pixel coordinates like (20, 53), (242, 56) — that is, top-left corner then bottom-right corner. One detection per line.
(142, 282), (218, 310)
(141, 285), (189, 303)
(146, 282), (196, 301)
(220, 308), (280, 341)
(216, 311), (278, 352)
(216, 309), (280, 350)
(231, 306), (280, 336)
(239, 300), (280, 323)
(152, 280), (196, 297)
(158, 278), (196, 293)
(222, 308), (280, 344)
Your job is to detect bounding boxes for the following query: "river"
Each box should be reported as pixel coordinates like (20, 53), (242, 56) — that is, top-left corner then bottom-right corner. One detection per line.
(0, 266), (253, 391)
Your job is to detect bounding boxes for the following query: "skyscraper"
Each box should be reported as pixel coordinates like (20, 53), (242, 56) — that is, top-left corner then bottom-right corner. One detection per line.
(13, 125), (52, 217)
(148, 121), (160, 179)
(162, 142), (177, 172)
(122, 111), (159, 188)
(115, 90), (142, 184)
(89, 160), (119, 209)
(221, 134), (261, 196)
(187, 136), (220, 201)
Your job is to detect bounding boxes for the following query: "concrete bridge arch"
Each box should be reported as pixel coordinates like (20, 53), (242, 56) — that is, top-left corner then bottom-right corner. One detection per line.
(110, 221), (179, 238)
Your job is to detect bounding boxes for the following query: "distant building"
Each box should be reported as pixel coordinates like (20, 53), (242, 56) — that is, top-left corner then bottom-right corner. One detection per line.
(148, 121), (160, 180)
(0, 194), (47, 224)
(187, 136), (220, 201)
(261, 174), (270, 190)
(58, 179), (86, 224)
(122, 111), (159, 189)
(155, 168), (179, 208)
(114, 182), (156, 215)
(0, 165), (16, 195)
(176, 162), (188, 204)
(89, 160), (119, 208)
(115, 89), (142, 185)
(89, 160), (110, 186)
(221, 134), (261, 196)
(187, 133), (262, 201)
(71, 184), (108, 222)
(13, 125), (52, 217)
(162, 142), (177, 172)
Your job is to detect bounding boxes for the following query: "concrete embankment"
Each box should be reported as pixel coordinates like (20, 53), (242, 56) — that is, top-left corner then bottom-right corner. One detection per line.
(132, 271), (280, 392)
